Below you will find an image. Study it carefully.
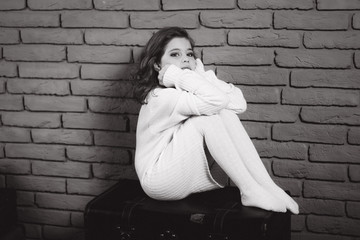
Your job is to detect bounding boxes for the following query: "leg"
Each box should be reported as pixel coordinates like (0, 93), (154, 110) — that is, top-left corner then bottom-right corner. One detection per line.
(219, 110), (299, 214)
(189, 115), (286, 212)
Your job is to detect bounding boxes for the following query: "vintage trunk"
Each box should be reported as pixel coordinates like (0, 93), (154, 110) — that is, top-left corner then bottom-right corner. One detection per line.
(84, 179), (291, 240)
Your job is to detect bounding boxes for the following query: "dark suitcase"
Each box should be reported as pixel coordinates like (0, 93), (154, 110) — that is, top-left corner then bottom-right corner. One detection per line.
(84, 179), (291, 240)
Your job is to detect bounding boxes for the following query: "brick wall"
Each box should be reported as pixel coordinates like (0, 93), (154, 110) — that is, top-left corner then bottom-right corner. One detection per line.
(0, 0), (359, 239)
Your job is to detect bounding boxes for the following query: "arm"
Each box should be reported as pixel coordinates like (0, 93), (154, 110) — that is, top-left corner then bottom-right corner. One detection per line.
(194, 59), (247, 114)
(162, 64), (230, 116)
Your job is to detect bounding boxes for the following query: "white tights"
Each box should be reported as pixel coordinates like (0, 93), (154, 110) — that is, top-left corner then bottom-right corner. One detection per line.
(189, 110), (299, 214)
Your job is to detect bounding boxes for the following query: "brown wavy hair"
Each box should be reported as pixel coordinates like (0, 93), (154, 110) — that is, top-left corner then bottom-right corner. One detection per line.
(132, 27), (196, 104)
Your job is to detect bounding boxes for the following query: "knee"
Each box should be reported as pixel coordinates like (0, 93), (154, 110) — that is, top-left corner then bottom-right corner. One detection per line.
(187, 114), (223, 134)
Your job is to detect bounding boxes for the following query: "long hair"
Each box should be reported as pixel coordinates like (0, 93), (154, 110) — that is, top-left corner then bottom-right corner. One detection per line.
(132, 27), (195, 104)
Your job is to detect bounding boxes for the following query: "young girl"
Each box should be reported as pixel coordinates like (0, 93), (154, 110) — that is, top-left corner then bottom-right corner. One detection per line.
(133, 27), (299, 214)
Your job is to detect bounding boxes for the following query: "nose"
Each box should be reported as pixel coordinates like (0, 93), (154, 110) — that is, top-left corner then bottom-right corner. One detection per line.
(182, 55), (189, 62)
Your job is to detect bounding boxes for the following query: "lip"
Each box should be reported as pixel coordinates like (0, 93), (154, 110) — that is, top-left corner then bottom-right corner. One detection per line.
(181, 67), (191, 70)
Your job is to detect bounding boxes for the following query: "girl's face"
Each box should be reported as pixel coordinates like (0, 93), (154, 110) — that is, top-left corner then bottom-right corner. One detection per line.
(158, 37), (196, 71)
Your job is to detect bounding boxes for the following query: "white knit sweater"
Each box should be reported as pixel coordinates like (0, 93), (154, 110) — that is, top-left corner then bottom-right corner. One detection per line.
(135, 64), (247, 199)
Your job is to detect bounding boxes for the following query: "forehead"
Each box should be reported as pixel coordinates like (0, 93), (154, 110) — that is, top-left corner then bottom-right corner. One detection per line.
(165, 37), (192, 51)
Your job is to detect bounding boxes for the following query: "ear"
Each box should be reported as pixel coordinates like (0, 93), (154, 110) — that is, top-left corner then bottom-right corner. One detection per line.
(154, 63), (161, 72)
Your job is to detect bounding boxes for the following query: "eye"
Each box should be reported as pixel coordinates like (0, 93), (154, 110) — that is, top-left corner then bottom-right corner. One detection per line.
(187, 52), (194, 58)
(170, 52), (180, 57)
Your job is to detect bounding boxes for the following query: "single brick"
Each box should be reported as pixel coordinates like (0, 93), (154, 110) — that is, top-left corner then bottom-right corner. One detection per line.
(241, 104), (299, 122)
(0, 0), (25, 10)
(25, 96), (86, 112)
(129, 115), (138, 132)
(68, 46), (131, 63)
(274, 11), (348, 30)
(295, 198), (345, 216)
(204, 48), (273, 65)
(94, 0), (159, 10)
(23, 224), (42, 239)
(93, 163), (137, 179)
(276, 49), (351, 68)
(217, 66), (289, 86)
(228, 29), (301, 48)
(0, 62), (17, 77)
(81, 64), (130, 80)
(71, 212), (84, 227)
(282, 88), (359, 106)
(32, 129), (92, 145)
(94, 132), (136, 148)
(32, 161), (91, 178)
(163, 0), (235, 10)
(292, 233), (358, 240)
(4, 45), (65, 62)
(71, 80), (133, 98)
(17, 191), (35, 207)
(238, 0), (313, 9)
(253, 140), (308, 160)
(0, 144), (4, 158)
(5, 143), (65, 161)
(0, 159), (31, 174)
(88, 98), (141, 114)
(347, 202), (360, 219)
(7, 175), (66, 192)
(317, 0), (360, 10)
(7, 79), (69, 95)
(17, 207), (70, 226)
(189, 29), (226, 46)
(301, 107), (360, 125)
(67, 146), (130, 164)
(19, 63), (79, 79)
(28, 0), (92, 9)
(273, 161), (347, 181)
(0, 79), (4, 93)
(291, 70), (360, 89)
(0, 95), (23, 110)
(21, 29), (83, 44)
(242, 122), (270, 140)
(273, 123), (346, 144)
(201, 11), (271, 28)
(355, 52), (360, 68)
(131, 12), (198, 29)
(354, 13), (360, 29)
(63, 113), (127, 131)
(310, 144), (360, 163)
(0, 29), (19, 44)
(291, 215), (306, 232)
(241, 86), (280, 104)
(304, 31), (360, 49)
(85, 29), (152, 46)
(43, 226), (84, 240)
(0, 127), (30, 143)
(349, 128), (360, 145)
(0, 12), (59, 27)
(349, 165), (360, 182)
(304, 181), (360, 200)
(67, 179), (117, 195)
(62, 11), (128, 28)
(307, 215), (360, 236)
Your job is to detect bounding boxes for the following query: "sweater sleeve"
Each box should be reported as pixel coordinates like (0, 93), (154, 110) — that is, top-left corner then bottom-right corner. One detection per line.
(201, 70), (247, 114)
(162, 64), (230, 116)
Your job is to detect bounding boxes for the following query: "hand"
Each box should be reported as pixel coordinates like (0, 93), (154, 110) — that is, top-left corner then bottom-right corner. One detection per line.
(195, 58), (205, 75)
(158, 64), (170, 86)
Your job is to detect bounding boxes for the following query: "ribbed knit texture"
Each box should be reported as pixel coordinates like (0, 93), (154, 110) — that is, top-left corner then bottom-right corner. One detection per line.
(135, 64), (246, 200)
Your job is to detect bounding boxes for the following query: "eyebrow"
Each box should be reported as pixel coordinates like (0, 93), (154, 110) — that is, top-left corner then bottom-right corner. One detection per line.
(168, 48), (193, 52)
